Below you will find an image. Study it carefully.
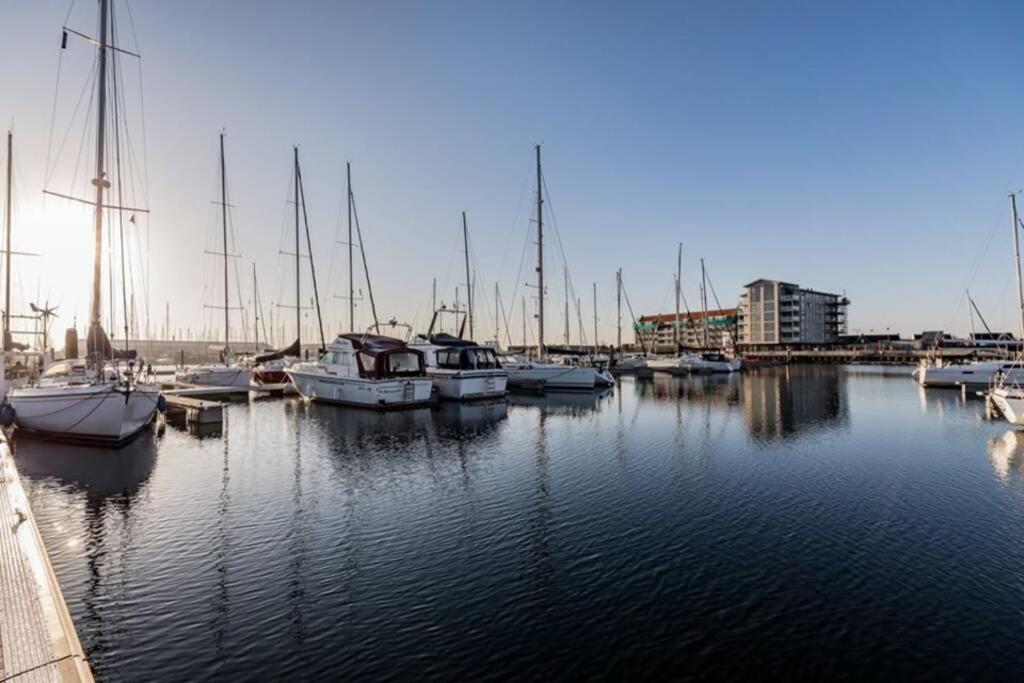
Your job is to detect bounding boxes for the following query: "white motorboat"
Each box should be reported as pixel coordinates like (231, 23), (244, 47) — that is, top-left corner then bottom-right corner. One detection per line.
(682, 352), (743, 374)
(175, 363), (252, 389)
(914, 360), (1024, 388)
(287, 333), (433, 408)
(408, 334), (508, 401)
(10, 359), (159, 445)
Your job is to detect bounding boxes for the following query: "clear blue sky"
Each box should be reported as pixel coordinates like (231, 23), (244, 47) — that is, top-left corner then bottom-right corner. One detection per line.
(2, 0), (1023, 345)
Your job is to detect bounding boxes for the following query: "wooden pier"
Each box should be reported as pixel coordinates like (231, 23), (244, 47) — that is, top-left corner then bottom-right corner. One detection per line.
(163, 395), (223, 425)
(0, 434), (92, 682)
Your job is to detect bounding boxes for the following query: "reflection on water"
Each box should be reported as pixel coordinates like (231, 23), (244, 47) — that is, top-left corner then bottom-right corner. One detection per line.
(741, 366), (848, 440)
(13, 366), (1024, 679)
(987, 430), (1024, 480)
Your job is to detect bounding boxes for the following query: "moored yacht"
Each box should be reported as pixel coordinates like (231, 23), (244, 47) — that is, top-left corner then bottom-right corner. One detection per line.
(682, 352), (743, 374)
(10, 356), (159, 445)
(287, 334), (432, 408)
(9, 0), (160, 446)
(408, 334), (508, 401)
(914, 360), (1024, 388)
(497, 353), (605, 390)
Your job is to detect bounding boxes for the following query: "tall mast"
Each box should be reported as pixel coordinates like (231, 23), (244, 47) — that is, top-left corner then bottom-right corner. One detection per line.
(347, 161), (354, 332)
(592, 282), (598, 358)
(252, 262), (258, 353)
(616, 268), (622, 351)
(535, 144), (544, 357)
(463, 211), (473, 340)
(1012, 193), (1024, 341)
(494, 282), (500, 345)
(521, 296), (526, 351)
(674, 243), (681, 352)
(220, 132), (229, 355)
(3, 131), (11, 349)
(293, 146), (301, 349)
(564, 266), (569, 346)
(701, 257), (708, 348)
(89, 0), (110, 352)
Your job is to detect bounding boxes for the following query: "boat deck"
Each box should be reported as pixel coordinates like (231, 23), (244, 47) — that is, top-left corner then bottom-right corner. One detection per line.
(0, 434), (92, 682)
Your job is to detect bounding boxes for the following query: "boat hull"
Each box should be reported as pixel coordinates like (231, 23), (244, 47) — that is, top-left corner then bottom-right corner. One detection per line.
(427, 369), (508, 401)
(10, 383), (160, 446)
(992, 388), (1024, 425)
(175, 365), (251, 389)
(504, 364), (598, 390)
(286, 370), (433, 408)
(916, 363), (1024, 388)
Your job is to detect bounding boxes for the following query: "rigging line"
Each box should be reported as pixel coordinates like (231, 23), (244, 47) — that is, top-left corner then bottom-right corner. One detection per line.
(297, 163), (325, 350)
(350, 190), (379, 332)
(111, 1), (129, 350)
(540, 169), (589, 345)
(703, 266), (737, 347)
(64, 61), (97, 201)
(620, 275), (647, 355)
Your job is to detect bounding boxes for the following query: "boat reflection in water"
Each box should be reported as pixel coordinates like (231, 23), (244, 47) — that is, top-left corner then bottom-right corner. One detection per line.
(13, 434), (160, 660)
(507, 387), (614, 416)
(14, 433), (159, 497)
(987, 430), (1024, 481)
(432, 400), (509, 438)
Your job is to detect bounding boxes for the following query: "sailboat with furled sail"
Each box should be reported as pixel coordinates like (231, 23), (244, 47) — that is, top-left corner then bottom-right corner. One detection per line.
(174, 132), (251, 389)
(8, 0), (160, 445)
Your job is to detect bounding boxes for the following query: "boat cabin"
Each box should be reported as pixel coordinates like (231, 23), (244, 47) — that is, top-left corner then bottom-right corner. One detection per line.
(325, 334), (426, 380)
(427, 334), (501, 370)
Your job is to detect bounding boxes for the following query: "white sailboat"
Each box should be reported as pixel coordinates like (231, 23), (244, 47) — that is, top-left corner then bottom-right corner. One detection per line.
(175, 133), (251, 389)
(504, 145), (609, 391)
(987, 193), (1024, 423)
(9, 0), (159, 445)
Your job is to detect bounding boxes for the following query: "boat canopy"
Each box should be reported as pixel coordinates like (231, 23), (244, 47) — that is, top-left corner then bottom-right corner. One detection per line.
(429, 333), (476, 348)
(338, 333), (425, 379)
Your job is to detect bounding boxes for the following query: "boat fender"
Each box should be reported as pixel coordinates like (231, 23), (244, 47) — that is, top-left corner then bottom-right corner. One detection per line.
(156, 394), (168, 414)
(0, 404), (15, 427)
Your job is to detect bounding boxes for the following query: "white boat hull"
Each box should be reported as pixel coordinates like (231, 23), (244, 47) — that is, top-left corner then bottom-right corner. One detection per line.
(10, 383), (160, 445)
(427, 369), (508, 401)
(648, 357), (687, 375)
(504, 364), (599, 390)
(176, 365), (252, 389)
(915, 362), (1024, 388)
(991, 388), (1024, 425)
(287, 369), (433, 408)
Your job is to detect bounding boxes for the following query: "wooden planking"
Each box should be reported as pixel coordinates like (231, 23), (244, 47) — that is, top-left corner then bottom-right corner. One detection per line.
(0, 434), (92, 682)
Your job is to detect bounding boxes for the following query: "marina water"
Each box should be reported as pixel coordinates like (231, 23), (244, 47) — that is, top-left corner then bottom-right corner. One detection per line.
(14, 366), (1024, 679)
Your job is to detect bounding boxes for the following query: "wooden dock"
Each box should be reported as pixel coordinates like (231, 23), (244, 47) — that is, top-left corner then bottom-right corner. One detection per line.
(163, 395), (224, 425)
(0, 434), (92, 682)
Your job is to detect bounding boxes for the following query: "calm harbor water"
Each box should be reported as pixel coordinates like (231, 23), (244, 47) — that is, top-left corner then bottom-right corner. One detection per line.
(14, 366), (1024, 680)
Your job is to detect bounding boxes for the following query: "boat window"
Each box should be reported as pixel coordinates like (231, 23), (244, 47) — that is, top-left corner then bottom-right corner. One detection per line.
(386, 352), (421, 377)
(475, 349), (498, 369)
(436, 349), (461, 369)
(358, 352), (376, 375)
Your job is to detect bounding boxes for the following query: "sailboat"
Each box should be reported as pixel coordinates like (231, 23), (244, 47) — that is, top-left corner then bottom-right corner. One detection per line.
(499, 145), (610, 391)
(175, 133), (251, 389)
(9, 0), (160, 445)
(986, 193), (1024, 423)
(286, 162), (433, 408)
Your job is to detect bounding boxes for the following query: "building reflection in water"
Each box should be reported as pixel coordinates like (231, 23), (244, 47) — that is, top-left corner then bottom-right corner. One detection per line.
(633, 366), (848, 440)
(742, 366), (848, 440)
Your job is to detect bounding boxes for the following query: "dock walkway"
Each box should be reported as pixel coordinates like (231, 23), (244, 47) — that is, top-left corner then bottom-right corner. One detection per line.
(0, 434), (92, 682)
